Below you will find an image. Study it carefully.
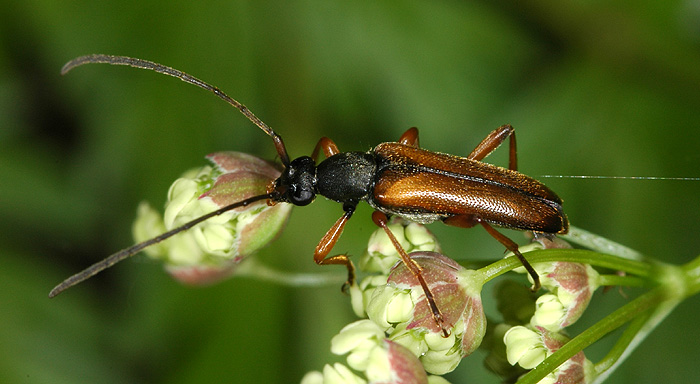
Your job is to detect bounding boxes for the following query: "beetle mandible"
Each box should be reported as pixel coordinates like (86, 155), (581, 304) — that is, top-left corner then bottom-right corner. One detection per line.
(50, 55), (569, 337)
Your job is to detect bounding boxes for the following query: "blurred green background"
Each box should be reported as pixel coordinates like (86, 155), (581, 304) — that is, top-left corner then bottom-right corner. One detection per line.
(2, 1), (700, 383)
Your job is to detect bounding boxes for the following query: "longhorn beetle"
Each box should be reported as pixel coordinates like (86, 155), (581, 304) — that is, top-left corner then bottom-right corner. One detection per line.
(50, 55), (569, 337)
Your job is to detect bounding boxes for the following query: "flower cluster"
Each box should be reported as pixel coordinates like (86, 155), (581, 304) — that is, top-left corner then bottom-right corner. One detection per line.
(301, 319), (455, 384)
(132, 151), (292, 285)
(495, 237), (600, 383)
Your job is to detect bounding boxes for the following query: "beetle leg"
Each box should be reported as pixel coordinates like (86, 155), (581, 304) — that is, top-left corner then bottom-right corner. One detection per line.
(311, 137), (340, 162)
(398, 127), (420, 147)
(314, 203), (356, 291)
(444, 214), (541, 291)
(468, 124), (517, 171)
(372, 211), (450, 337)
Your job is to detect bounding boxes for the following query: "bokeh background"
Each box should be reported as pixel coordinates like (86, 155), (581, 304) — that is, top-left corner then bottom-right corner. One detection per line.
(2, 1), (700, 383)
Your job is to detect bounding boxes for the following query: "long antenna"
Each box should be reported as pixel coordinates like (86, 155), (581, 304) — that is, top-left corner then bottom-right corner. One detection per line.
(49, 193), (272, 298)
(62, 54), (291, 165)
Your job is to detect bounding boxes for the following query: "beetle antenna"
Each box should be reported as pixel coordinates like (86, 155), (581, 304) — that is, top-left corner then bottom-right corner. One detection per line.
(62, 54), (291, 165)
(49, 193), (272, 298)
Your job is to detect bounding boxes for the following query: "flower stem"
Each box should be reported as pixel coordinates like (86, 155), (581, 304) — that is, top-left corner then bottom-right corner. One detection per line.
(478, 249), (653, 284)
(561, 226), (644, 261)
(597, 273), (648, 288)
(592, 310), (651, 374)
(235, 258), (347, 287)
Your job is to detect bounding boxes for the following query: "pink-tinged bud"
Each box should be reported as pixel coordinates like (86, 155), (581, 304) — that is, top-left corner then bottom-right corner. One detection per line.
(132, 152), (291, 285)
(367, 340), (429, 384)
(504, 325), (594, 383)
(540, 343), (593, 384)
(366, 252), (486, 374)
(164, 263), (237, 286)
(511, 237), (599, 331)
(533, 236), (599, 329)
(532, 234), (572, 250)
(532, 262), (599, 331)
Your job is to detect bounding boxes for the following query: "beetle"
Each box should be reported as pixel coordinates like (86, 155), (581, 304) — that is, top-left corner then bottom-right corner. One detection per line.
(50, 55), (569, 336)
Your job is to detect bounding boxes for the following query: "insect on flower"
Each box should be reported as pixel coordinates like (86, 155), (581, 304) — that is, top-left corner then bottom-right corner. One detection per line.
(49, 55), (569, 337)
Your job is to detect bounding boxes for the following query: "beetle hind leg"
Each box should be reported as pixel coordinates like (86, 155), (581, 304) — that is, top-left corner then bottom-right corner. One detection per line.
(468, 124), (517, 171)
(398, 127), (420, 147)
(372, 211), (450, 337)
(444, 214), (541, 291)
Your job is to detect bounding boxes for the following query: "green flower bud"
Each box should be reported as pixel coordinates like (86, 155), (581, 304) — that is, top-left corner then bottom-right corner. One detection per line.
(329, 320), (430, 384)
(503, 325), (548, 369)
(530, 294), (567, 332)
(385, 323), (429, 358)
(301, 364), (367, 384)
(332, 320), (386, 371)
(351, 275), (392, 318)
(483, 323), (526, 380)
(366, 284), (415, 329)
(504, 325), (595, 383)
(427, 376), (452, 384)
(359, 219), (440, 274)
(132, 151), (292, 285)
(352, 219), (441, 319)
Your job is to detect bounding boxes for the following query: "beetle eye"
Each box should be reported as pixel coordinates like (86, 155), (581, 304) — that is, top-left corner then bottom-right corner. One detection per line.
(290, 185), (314, 206)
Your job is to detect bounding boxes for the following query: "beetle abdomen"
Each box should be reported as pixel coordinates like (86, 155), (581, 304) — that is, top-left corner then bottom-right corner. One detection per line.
(370, 143), (568, 234)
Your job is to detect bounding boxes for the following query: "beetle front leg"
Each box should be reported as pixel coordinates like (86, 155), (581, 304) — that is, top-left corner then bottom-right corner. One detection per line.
(371, 211), (450, 338)
(444, 214), (541, 291)
(468, 124), (517, 171)
(313, 203), (356, 291)
(311, 137), (340, 162)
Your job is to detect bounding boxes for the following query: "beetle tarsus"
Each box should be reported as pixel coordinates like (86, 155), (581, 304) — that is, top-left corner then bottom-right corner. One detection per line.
(340, 259), (356, 294)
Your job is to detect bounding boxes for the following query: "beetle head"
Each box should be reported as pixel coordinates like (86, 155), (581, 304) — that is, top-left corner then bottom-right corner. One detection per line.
(271, 156), (317, 206)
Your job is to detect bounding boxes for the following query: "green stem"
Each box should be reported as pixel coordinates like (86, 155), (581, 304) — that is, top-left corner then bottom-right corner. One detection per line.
(234, 258), (346, 287)
(561, 226), (645, 261)
(592, 294), (680, 383)
(597, 274), (648, 288)
(592, 309), (651, 374)
(478, 249), (653, 284)
(682, 254), (700, 296)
